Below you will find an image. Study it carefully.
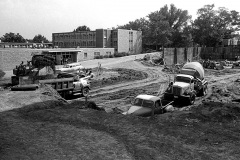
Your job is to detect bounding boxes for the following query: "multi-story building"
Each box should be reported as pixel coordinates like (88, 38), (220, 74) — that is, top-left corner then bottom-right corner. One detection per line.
(52, 29), (142, 55)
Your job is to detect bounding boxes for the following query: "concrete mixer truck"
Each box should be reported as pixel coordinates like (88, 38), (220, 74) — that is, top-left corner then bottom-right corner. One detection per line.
(164, 62), (208, 105)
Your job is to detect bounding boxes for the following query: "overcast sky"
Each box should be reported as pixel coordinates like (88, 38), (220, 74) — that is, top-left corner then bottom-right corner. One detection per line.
(0, 0), (240, 41)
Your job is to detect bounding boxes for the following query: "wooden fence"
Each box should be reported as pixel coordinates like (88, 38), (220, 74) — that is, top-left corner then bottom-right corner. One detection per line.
(163, 46), (240, 65)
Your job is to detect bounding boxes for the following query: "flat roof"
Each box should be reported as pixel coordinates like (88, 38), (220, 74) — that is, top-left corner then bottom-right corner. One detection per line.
(42, 49), (82, 53)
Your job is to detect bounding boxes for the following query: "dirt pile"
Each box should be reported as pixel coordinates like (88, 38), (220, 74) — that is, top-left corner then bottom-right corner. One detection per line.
(0, 84), (67, 112)
(136, 52), (165, 67)
(190, 101), (240, 122)
(91, 68), (148, 89)
(205, 78), (240, 103)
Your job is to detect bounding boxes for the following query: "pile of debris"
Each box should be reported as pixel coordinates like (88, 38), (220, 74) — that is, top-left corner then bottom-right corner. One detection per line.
(137, 53), (165, 66)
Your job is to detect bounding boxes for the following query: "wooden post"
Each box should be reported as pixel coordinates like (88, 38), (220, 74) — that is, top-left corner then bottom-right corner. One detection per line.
(85, 95), (88, 108)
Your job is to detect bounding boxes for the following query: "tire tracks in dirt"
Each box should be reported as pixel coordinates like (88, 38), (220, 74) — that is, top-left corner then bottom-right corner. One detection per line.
(89, 61), (240, 109)
(90, 61), (169, 97)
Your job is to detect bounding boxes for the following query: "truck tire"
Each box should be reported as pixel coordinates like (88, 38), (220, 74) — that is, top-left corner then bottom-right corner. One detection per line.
(200, 87), (206, 96)
(189, 93), (195, 105)
(82, 87), (89, 97)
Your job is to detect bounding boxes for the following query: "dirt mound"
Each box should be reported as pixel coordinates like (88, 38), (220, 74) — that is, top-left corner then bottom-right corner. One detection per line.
(136, 52), (165, 67)
(206, 78), (240, 103)
(91, 68), (148, 89)
(0, 84), (67, 112)
(190, 102), (240, 122)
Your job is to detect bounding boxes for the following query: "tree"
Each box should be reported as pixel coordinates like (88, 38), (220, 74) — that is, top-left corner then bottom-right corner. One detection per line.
(192, 4), (240, 47)
(0, 32), (26, 43)
(147, 4), (192, 48)
(74, 25), (91, 32)
(32, 34), (49, 43)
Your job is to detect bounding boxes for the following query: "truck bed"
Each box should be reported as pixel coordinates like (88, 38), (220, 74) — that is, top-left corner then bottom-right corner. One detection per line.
(39, 78), (74, 91)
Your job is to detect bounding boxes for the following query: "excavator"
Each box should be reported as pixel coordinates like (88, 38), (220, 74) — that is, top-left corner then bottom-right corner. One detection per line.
(12, 54), (56, 85)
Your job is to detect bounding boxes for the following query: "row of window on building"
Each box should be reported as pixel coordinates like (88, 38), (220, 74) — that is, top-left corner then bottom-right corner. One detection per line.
(54, 41), (96, 47)
(54, 32), (96, 40)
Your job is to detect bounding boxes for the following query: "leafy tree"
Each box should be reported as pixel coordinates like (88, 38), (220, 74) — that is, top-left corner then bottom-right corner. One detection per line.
(0, 32), (26, 43)
(74, 25), (91, 32)
(147, 4), (192, 48)
(192, 4), (240, 47)
(32, 34), (49, 43)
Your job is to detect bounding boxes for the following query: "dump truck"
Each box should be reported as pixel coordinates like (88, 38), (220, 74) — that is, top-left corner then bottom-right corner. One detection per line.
(39, 76), (90, 98)
(164, 62), (208, 105)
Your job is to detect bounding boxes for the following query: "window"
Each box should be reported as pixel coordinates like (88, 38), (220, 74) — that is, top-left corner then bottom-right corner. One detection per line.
(142, 100), (154, 108)
(84, 53), (87, 58)
(175, 76), (191, 83)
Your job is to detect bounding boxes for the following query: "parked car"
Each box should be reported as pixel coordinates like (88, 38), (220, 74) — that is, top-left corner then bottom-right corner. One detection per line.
(56, 62), (84, 73)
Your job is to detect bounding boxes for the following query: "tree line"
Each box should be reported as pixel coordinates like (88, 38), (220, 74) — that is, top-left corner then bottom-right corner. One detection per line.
(0, 33), (50, 43)
(117, 4), (240, 48)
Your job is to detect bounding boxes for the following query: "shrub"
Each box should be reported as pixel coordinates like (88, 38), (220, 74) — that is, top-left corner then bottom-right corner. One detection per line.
(113, 52), (121, 57)
(0, 69), (6, 79)
(103, 55), (109, 58)
(109, 54), (114, 58)
(114, 52), (130, 57)
(94, 55), (102, 59)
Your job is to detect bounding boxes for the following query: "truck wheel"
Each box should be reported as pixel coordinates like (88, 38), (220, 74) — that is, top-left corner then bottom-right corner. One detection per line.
(189, 94), (195, 105)
(82, 87), (89, 97)
(203, 87), (207, 96)
(200, 87), (206, 96)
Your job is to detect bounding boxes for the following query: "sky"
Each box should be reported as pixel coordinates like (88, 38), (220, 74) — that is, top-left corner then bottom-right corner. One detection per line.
(1, 0), (240, 41)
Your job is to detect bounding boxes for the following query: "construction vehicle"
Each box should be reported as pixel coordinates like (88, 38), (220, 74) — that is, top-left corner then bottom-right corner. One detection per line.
(122, 94), (173, 117)
(164, 62), (208, 105)
(203, 60), (223, 70)
(12, 54), (56, 85)
(39, 74), (90, 98)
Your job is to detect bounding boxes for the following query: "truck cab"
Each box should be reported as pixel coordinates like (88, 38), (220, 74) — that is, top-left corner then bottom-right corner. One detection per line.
(123, 94), (173, 117)
(164, 62), (208, 105)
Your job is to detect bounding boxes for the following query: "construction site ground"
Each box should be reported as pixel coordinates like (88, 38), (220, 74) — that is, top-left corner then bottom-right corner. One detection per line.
(0, 53), (240, 160)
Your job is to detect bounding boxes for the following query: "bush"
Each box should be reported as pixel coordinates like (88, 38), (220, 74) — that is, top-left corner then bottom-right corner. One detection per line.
(103, 55), (109, 58)
(109, 54), (114, 58)
(0, 69), (6, 79)
(114, 52), (129, 57)
(94, 55), (104, 59)
(94, 55), (100, 59)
